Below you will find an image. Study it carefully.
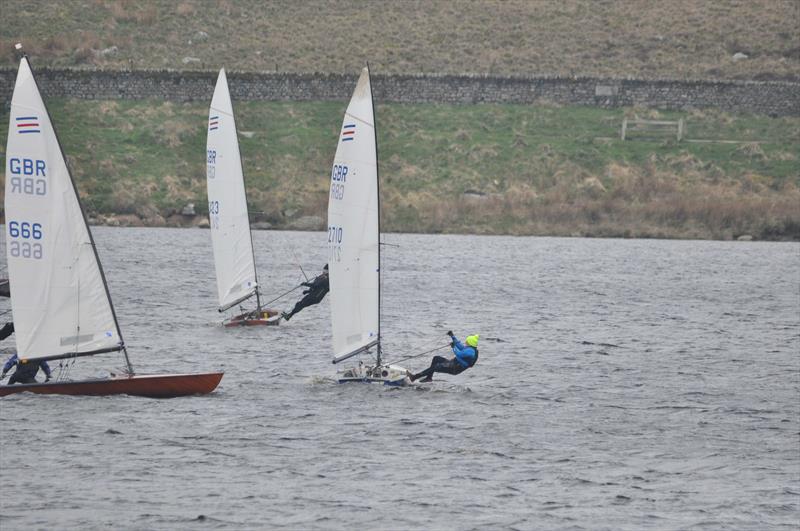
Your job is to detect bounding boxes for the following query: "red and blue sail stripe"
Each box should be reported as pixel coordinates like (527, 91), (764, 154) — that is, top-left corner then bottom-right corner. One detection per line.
(16, 116), (40, 134)
(209, 115), (219, 131)
(341, 123), (355, 142)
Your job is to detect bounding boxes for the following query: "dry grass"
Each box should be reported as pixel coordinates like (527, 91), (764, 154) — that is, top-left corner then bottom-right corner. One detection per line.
(0, 0), (797, 80)
(0, 98), (797, 239)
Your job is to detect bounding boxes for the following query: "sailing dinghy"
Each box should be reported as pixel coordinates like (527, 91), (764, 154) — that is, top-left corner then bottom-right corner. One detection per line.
(327, 67), (409, 385)
(1, 56), (223, 398)
(207, 68), (279, 327)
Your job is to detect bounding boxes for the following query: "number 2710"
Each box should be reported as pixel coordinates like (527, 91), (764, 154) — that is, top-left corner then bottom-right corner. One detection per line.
(328, 226), (343, 243)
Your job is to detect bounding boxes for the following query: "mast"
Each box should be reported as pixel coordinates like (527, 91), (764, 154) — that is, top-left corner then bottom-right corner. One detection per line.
(24, 55), (131, 373)
(232, 74), (262, 312)
(367, 64), (382, 367)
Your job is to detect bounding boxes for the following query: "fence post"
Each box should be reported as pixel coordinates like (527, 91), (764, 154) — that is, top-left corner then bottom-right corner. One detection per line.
(677, 118), (684, 141)
(621, 118), (628, 140)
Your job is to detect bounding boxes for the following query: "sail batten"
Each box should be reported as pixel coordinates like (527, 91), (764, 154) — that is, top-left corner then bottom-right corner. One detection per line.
(327, 67), (380, 362)
(217, 288), (258, 313)
(332, 339), (379, 365)
(207, 69), (259, 311)
(5, 57), (122, 362)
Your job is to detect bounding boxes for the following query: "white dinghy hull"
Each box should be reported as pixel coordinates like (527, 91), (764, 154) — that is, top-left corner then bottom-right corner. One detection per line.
(337, 363), (410, 386)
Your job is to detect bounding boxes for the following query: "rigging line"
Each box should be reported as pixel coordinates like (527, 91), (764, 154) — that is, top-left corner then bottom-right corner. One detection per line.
(288, 246), (310, 282)
(390, 334), (447, 358)
(297, 264), (310, 282)
(383, 343), (451, 366)
(260, 283), (304, 307)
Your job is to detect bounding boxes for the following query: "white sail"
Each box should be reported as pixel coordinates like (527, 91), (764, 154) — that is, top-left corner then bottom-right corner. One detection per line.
(206, 68), (259, 311)
(4, 57), (122, 361)
(328, 67), (380, 362)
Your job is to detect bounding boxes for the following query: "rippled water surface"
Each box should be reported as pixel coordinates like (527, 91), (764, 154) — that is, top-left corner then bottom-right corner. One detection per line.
(1, 228), (798, 530)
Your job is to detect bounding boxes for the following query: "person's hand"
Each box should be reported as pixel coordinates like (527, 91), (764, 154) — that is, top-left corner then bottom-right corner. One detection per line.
(446, 330), (454, 337)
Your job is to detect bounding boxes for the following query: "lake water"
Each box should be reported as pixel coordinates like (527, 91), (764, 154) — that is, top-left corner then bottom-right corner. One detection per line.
(1, 228), (798, 530)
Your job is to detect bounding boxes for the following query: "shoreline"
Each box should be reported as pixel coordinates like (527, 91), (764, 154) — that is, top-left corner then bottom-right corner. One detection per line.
(79, 213), (797, 242)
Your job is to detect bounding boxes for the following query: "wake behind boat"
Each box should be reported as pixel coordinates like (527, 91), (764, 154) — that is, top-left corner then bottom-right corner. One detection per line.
(327, 66), (409, 386)
(207, 68), (280, 327)
(1, 55), (222, 398)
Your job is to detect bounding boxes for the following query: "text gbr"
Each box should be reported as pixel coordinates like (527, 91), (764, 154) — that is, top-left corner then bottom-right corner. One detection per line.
(8, 157), (47, 195)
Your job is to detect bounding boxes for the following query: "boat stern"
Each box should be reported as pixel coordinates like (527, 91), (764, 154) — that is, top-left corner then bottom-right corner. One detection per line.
(337, 363), (410, 385)
(223, 309), (281, 327)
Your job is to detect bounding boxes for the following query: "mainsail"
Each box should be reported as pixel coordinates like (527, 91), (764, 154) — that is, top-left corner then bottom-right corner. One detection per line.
(4, 57), (123, 361)
(328, 67), (380, 363)
(207, 68), (259, 311)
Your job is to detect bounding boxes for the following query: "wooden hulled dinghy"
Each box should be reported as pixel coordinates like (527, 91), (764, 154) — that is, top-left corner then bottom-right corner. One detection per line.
(207, 69), (281, 327)
(224, 309), (280, 327)
(2, 55), (223, 398)
(0, 372), (223, 398)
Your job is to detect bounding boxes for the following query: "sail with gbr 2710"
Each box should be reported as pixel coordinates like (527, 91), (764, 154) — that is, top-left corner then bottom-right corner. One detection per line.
(327, 66), (409, 385)
(1, 56), (222, 397)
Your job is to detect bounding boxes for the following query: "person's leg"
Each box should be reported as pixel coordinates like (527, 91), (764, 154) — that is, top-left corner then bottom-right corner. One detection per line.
(410, 358), (467, 382)
(410, 356), (449, 382)
(8, 371), (35, 385)
(282, 302), (301, 320)
(438, 361), (467, 376)
(283, 291), (325, 320)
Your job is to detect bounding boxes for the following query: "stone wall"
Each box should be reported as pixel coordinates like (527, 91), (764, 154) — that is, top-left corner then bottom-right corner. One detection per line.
(0, 67), (797, 116)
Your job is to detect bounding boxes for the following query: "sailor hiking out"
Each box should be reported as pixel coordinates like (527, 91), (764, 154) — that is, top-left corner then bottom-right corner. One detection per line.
(282, 264), (329, 321)
(408, 331), (479, 383)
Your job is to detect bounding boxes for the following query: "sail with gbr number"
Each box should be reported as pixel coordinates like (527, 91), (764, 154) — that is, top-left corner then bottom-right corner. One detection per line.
(5, 56), (123, 361)
(1, 55), (223, 398)
(327, 67), (380, 363)
(207, 68), (259, 312)
(327, 66), (409, 384)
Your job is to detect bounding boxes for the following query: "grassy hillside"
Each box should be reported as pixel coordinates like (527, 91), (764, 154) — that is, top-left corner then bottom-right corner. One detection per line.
(1, 0), (798, 81)
(1, 99), (798, 240)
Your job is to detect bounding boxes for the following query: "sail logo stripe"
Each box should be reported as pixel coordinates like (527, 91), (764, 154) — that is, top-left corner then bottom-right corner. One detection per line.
(16, 115), (41, 134)
(341, 123), (356, 142)
(209, 115), (219, 131)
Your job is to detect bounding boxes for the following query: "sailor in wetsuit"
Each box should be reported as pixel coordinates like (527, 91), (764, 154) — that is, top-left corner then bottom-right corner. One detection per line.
(0, 322), (13, 341)
(408, 331), (479, 382)
(281, 264), (329, 321)
(1, 354), (52, 385)
(0, 322), (52, 385)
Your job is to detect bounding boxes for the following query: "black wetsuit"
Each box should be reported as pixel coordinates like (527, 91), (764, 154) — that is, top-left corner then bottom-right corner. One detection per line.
(2, 324), (53, 385)
(7, 362), (44, 384)
(284, 273), (329, 320)
(0, 322), (13, 341)
(2, 353), (52, 385)
(411, 343), (479, 382)
(410, 355), (468, 382)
